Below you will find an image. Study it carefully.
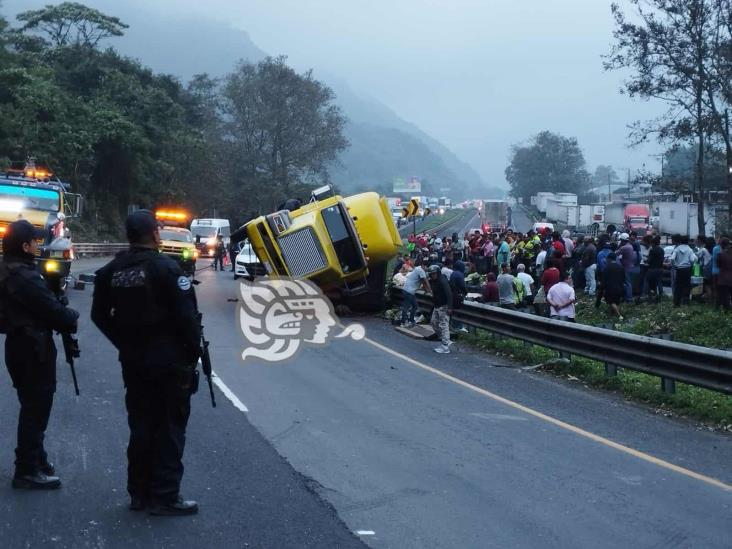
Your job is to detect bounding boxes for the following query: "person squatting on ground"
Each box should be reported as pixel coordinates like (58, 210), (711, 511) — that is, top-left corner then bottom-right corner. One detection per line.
(400, 257), (430, 328)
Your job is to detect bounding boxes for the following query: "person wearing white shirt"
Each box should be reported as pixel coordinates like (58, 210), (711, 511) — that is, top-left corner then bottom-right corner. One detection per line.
(547, 272), (576, 321)
(516, 263), (535, 305)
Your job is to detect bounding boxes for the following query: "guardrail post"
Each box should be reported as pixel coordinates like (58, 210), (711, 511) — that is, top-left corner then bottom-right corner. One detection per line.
(661, 377), (676, 394)
(604, 363), (618, 377)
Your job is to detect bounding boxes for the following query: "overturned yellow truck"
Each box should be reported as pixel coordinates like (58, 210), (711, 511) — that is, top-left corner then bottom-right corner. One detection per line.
(232, 186), (401, 310)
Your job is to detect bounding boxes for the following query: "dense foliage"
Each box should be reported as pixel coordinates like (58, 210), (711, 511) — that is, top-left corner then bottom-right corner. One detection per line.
(0, 3), (347, 239)
(505, 131), (591, 203)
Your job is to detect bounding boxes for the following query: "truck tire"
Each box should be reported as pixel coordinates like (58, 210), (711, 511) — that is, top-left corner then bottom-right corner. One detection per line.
(343, 261), (388, 312)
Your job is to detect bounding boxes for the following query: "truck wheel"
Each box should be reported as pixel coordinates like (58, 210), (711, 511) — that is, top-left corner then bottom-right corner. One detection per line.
(343, 262), (388, 312)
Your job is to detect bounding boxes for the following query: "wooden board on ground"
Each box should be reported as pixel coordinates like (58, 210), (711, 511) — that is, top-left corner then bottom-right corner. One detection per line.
(395, 324), (436, 340)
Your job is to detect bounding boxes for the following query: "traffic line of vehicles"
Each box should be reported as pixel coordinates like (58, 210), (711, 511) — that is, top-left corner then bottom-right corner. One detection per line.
(0, 160), (403, 310)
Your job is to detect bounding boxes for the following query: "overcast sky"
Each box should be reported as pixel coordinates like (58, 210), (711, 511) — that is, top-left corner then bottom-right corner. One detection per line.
(4, 0), (664, 188)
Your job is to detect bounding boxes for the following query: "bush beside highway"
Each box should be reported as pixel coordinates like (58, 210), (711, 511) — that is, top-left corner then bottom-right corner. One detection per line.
(459, 297), (732, 430)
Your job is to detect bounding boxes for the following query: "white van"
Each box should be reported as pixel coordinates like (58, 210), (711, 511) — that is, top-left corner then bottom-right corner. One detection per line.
(533, 222), (555, 234)
(190, 218), (231, 257)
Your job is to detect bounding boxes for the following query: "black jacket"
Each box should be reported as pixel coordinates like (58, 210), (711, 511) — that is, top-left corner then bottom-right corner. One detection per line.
(429, 273), (453, 308)
(0, 255), (79, 336)
(92, 247), (200, 369)
(603, 261), (626, 295)
(0, 255), (79, 389)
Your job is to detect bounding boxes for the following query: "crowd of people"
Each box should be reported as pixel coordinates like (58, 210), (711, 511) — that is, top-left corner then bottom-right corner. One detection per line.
(393, 226), (732, 349)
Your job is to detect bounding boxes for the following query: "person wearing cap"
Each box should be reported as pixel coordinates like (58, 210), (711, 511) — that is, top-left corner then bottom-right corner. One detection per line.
(427, 263), (452, 353)
(0, 220), (79, 490)
(91, 210), (201, 516)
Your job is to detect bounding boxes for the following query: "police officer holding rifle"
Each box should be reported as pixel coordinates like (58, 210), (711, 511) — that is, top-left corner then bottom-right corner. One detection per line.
(0, 220), (79, 490)
(91, 210), (204, 516)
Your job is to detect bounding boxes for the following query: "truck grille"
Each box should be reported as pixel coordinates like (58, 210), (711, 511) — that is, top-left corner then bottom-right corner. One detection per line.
(278, 228), (325, 277)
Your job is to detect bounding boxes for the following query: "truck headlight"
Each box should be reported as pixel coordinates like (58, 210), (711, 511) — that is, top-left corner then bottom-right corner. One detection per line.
(44, 260), (60, 273)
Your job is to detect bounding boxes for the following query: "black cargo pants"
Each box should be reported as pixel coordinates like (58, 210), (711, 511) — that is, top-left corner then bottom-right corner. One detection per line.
(122, 363), (194, 504)
(5, 330), (56, 476)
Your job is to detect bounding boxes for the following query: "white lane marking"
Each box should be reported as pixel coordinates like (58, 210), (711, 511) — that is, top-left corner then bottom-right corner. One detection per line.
(470, 412), (528, 422)
(211, 371), (249, 413)
(362, 336), (732, 492)
(356, 530), (375, 536)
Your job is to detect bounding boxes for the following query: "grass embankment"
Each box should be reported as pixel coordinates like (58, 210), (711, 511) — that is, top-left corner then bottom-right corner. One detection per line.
(460, 296), (732, 430)
(401, 208), (467, 236)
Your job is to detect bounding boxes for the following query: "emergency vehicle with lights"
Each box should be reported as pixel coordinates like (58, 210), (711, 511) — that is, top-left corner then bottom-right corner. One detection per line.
(155, 210), (198, 277)
(0, 160), (82, 292)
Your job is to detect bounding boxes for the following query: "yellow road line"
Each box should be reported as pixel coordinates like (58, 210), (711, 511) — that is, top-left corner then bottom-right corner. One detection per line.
(363, 336), (732, 492)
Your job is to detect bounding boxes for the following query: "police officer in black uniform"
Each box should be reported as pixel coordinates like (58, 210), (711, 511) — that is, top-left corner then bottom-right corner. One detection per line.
(91, 210), (201, 516)
(0, 220), (79, 489)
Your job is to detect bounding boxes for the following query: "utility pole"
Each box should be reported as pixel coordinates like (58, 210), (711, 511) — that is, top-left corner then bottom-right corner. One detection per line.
(650, 153), (665, 199)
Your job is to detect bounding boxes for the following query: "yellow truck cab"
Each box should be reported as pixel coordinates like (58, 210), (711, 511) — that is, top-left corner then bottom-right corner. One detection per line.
(0, 160), (82, 293)
(236, 186), (401, 305)
(155, 210), (197, 277)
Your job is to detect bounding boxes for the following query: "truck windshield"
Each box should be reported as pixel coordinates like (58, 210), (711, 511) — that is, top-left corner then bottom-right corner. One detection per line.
(321, 205), (364, 274)
(0, 183), (59, 212)
(160, 229), (192, 242)
(191, 226), (217, 237)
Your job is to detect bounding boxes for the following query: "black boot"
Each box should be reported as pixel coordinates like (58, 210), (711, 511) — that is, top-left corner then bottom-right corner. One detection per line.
(148, 496), (198, 516)
(12, 472), (61, 490)
(39, 461), (55, 476)
(129, 496), (148, 511)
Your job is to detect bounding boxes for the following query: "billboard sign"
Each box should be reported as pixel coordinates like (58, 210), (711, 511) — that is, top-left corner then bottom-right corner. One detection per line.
(393, 176), (422, 194)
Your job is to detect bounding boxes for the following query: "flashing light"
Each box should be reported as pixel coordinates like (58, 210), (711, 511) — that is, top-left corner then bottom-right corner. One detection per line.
(24, 168), (51, 179)
(156, 210), (189, 222)
(44, 260), (60, 273)
(0, 226), (6, 234)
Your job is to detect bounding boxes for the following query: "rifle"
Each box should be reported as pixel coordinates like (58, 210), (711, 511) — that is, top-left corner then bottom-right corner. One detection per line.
(61, 332), (80, 396)
(197, 313), (216, 408)
(53, 290), (80, 396)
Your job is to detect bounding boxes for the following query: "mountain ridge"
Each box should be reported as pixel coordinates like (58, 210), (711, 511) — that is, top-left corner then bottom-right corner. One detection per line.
(4, 0), (503, 199)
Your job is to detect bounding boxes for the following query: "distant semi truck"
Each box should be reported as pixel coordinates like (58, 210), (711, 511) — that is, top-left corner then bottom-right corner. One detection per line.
(603, 203), (651, 235)
(479, 199), (509, 232)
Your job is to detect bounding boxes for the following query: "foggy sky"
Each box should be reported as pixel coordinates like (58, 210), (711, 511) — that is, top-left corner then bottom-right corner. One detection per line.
(4, 0), (664, 188)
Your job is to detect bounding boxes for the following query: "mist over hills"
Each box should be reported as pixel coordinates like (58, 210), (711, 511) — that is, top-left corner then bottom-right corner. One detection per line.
(4, 0), (503, 199)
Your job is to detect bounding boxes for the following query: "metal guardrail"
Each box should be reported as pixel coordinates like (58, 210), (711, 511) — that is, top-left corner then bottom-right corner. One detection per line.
(74, 243), (127, 257)
(390, 287), (732, 395)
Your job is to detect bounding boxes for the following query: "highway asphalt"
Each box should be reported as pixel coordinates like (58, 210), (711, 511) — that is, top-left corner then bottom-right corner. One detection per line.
(0, 256), (729, 548)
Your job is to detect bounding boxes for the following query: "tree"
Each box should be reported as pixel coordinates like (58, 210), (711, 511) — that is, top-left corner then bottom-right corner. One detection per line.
(505, 131), (590, 203)
(591, 165), (621, 188)
(221, 56), (348, 212)
(17, 2), (128, 48)
(605, 0), (731, 235)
